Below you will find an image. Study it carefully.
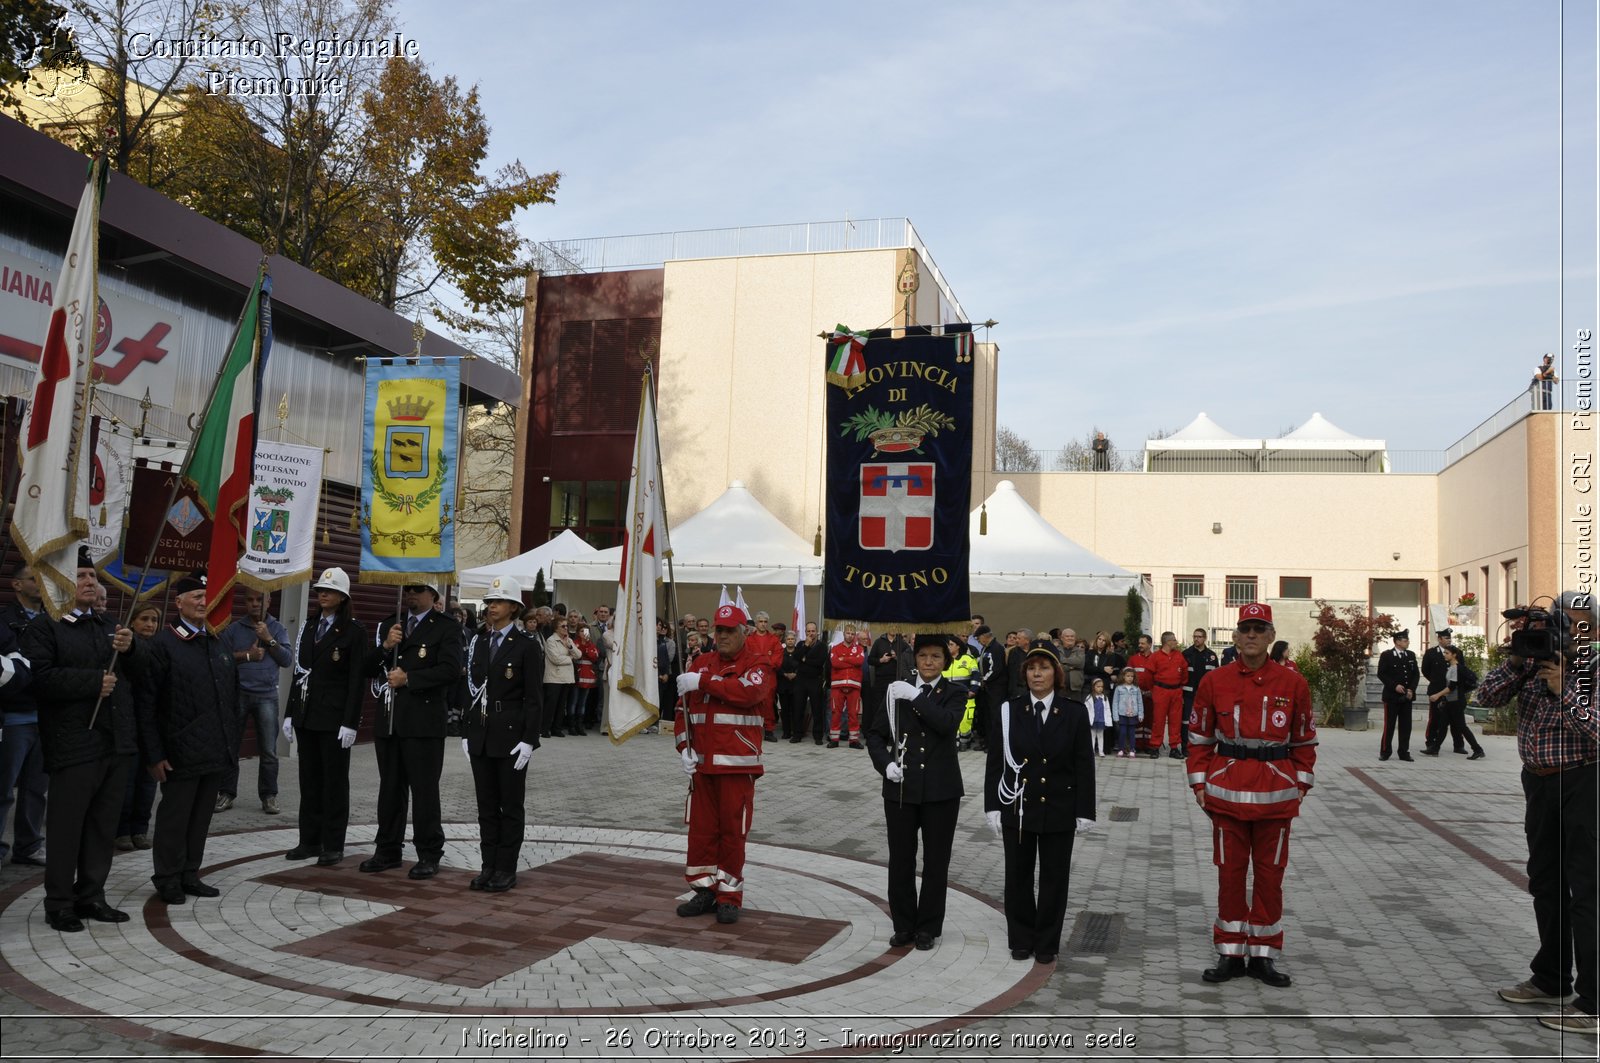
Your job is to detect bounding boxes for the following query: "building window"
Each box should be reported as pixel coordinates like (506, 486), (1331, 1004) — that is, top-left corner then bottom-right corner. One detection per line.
(1444, 575), (1452, 604)
(1503, 559), (1519, 610)
(1225, 575), (1258, 607)
(1279, 576), (1312, 599)
(547, 479), (627, 548)
(1173, 575), (1204, 606)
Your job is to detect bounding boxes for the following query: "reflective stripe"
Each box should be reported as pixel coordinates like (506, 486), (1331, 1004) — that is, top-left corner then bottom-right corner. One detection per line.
(712, 713), (764, 727)
(711, 754), (761, 767)
(1224, 735), (1288, 750)
(1215, 824), (1222, 865)
(832, 678), (861, 688)
(1205, 782), (1303, 805)
(0, 652), (19, 687)
(1273, 827), (1286, 864)
(1296, 770), (1314, 785)
(716, 868), (744, 890)
(1247, 943), (1281, 959)
(685, 864), (717, 875)
(1216, 942), (1247, 955)
(1250, 920), (1283, 939)
(1188, 733), (1216, 746)
(1187, 772), (1207, 785)
(1214, 917), (1246, 934)
(1288, 738), (1319, 748)
(688, 713), (707, 724)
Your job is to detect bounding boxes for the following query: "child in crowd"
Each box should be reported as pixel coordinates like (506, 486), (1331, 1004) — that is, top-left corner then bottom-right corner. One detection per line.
(1112, 667), (1143, 758)
(1085, 677), (1112, 757)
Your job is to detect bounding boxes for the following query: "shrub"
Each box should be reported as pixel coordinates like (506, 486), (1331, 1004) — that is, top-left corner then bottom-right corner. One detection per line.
(1294, 644), (1348, 727)
(1311, 599), (1397, 722)
(1124, 587), (1144, 644)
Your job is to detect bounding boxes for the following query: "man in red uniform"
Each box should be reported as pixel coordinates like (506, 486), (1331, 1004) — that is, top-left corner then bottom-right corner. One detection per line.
(673, 604), (774, 925)
(1126, 634), (1156, 753)
(743, 611), (784, 738)
(828, 624), (867, 748)
(1187, 603), (1317, 988)
(1149, 631), (1189, 760)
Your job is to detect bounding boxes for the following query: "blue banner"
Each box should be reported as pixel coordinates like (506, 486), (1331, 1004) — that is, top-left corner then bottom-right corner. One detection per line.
(360, 358), (460, 584)
(824, 325), (974, 631)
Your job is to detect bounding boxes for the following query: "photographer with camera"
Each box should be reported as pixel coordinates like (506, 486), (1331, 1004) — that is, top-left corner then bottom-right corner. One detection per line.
(1476, 591), (1599, 1036)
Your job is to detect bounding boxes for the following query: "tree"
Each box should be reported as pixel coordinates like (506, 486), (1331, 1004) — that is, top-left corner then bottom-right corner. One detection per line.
(995, 425), (1039, 472)
(1310, 599), (1397, 725)
(1124, 586), (1144, 642)
(1, 1), (81, 113)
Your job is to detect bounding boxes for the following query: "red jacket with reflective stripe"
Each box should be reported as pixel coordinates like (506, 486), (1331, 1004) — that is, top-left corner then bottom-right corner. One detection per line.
(830, 641), (865, 688)
(1126, 652), (1156, 693)
(674, 643), (774, 776)
(1151, 648), (1187, 687)
(1186, 658), (1316, 821)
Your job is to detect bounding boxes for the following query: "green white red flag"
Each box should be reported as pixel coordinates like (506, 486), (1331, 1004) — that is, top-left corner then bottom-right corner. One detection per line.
(13, 158), (103, 618)
(184, 268), (272, 632)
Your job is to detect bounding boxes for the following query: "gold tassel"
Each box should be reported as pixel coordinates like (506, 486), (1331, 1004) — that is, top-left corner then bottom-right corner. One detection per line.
(348, 505), (360, 532)
(813, 525), (822, 556)
(980, 503), (988, 536)
(321, 525), (330, 544)
(99, 505), (108, 524)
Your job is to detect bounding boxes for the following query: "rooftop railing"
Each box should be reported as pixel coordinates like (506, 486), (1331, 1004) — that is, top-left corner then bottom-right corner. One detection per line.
(1000, 448), (1448, 475)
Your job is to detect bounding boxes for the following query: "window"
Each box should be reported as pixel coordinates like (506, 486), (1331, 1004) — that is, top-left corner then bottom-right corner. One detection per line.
(1225, 576), (1258, 607)
(1173, 575), (1204, 606)
(1503, 559), (1519, 610)
(546, 479), (627, 547)
(1279, 576), (1312, 599)
(1444, 575), (1452, 604)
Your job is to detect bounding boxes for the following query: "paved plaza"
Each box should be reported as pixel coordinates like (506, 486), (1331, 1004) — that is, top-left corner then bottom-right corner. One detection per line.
(0, 717), (1593, 1060)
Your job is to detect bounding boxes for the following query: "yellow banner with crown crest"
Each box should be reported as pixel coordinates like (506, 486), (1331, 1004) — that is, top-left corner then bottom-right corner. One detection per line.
(359, 359), (459, 583)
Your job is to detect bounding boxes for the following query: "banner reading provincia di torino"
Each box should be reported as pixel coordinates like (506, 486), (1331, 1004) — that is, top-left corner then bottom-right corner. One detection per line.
(824, 324), (975, 632)
(360, 359), (460, 584)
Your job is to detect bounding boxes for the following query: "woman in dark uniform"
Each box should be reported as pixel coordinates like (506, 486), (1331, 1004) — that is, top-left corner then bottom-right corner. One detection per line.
(283, 567), (366, 866)
(866, 633), (965, 951)
(984, 639), (1096, 965)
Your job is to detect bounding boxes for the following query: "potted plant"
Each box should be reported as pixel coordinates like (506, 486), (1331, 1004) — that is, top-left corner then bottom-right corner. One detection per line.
(1311, 600), (1398, 730)
(1453, 591), (1479, 625)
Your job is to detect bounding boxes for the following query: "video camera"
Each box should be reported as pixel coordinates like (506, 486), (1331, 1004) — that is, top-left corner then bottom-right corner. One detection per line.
(1504, 606), (1573, 661)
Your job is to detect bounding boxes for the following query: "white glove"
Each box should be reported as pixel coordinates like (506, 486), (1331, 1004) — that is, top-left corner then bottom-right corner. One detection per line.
(886, 680), (918, 701)
(884, 762), (904, 783)
(512, 741), (534, 771)
(281, 718), (295, 742)
(337, 726), (356, 749)
(1076, 817), (1095, 833)
(986, 810), (1002, 838)
(461, 737), (471, 761)
(680, 747), (699, 775)
(676, 672), (701, 696)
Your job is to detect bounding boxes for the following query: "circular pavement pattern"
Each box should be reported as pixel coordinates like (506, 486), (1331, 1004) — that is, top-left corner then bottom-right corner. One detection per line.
(0, 825), (1048, 1058)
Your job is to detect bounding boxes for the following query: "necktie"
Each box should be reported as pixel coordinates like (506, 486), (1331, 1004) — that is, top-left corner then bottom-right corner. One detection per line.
(492, 631), (504, 657)
(1035, 700), (1047, 733)
(405, 614), (417, 637)
(318, 617), (332, 641)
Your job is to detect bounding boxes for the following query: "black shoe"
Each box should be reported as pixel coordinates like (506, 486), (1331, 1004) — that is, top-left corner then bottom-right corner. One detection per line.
(1379, 752), (1391, 761)
(814, 737), (824, 746)
(484, 871), (516, 892)
(1035, 952), (1056, 964)
(764, 730), (776, 741)
(1399, 753), (1414, 762)
(10, 852), (45, 867)
(156, 881), (187, 905)
(849, 740), (863, 749)
(827, 740), (839, 748)
(181, 878), (220, 898)
(408, 860), (439, 880)
(889, 931), (916, 947)
(1453, 748), (1469, 755)
(1202, 955), (1247, 983)
(469, 871), (490, 891)
(1468, 749), (1485, 760)
(1010, 947), (1032, 961)
(677, 889), (718, 917)
(46, 910), (85, 933)
(285, 845), (317, 860)
(549, 730), (565, 738)
(915, 932), (935, 951)
(1169, 748), (1184, 760)
(1421, 747), (1440, 756)
(789, 736), (803, 744)
(358, 855), (402, 874)
(316, 851), (344, 867)
(1248, 956), (1292, 987)
(75, 900), (130, 923)
(1147, 750), (1160, 759)
(715, 902), (740, 924)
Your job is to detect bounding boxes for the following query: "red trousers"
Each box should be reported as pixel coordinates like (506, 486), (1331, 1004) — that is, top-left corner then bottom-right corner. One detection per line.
(1210, 814), (1292, 959)
(1151, 688), (1184, 748)
(685, 773), (755, 907)
(830, 687), (861, 739)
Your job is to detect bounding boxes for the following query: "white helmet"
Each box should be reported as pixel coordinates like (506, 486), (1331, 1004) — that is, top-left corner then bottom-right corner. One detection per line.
(311, 567), (351, 597)
(483, 575), (524, 604)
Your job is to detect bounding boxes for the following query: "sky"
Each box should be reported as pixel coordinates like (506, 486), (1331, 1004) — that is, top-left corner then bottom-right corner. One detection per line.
(393, 0), (1596, 457)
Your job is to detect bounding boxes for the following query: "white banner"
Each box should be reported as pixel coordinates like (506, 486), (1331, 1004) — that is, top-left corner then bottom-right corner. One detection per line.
(238, 439), (324, 590)
(88, 421), (133, 564)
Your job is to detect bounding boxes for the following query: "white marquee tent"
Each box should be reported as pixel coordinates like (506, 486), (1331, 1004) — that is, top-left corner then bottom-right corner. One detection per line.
(458, 529), (598, 594)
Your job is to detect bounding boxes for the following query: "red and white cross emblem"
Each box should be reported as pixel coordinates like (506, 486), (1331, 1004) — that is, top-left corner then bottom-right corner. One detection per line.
(859, 462), (934, 552)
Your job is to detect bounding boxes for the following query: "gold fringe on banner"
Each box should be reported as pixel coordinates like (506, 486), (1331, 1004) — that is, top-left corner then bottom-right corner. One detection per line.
(822, 619), (970, 638)
(359, 569), (457, 588)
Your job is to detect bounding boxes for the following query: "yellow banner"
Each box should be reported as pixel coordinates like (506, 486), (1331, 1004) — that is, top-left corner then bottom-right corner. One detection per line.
(362, 361), (459, 576)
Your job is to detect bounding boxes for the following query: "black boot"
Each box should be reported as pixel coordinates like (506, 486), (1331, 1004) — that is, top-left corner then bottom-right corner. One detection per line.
(1248, 956), (1292, 987)
(1202, 955), (1247, 983)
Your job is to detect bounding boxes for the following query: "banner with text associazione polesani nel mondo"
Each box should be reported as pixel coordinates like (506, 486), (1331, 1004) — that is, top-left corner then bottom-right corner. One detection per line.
(824, 324), (974, 632)
(360, 359), (459, 584)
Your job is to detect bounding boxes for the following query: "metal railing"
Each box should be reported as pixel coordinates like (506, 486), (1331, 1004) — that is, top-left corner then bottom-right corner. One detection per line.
(1441, 387), (1542, 468)
(1000, 447), (1447, 475)
(533, 217), (967, 323)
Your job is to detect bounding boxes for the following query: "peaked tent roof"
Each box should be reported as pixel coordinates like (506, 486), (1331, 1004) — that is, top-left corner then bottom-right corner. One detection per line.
(552, 481), (824, 586)
(969, 480), (1141, 595)
(1146, 411), (1262, 451)
(1272, 411), (1385, 450)
(460, 529), (598, 587)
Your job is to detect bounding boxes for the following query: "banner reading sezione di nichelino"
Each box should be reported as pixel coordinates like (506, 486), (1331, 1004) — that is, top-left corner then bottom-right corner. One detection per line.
(824, 324), (974, 632)
(360, 359), (459, 585)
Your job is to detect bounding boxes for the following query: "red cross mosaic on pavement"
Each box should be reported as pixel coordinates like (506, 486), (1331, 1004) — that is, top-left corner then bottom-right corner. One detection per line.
(262, 852), (850, 988)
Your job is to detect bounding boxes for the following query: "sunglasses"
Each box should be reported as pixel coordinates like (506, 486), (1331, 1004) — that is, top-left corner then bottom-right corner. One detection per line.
(1237, 622), (1270, 634)
(403, 585), (428, 594)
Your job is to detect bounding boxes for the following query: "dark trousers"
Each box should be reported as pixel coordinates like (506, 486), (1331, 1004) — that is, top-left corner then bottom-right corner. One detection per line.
(776, 683), (796, 736)
(1380, 700), (1412, 756)
(540, 684), (569, 736)
(469, 754), (527, 873)
(117, 764), (157, 838)
(798, 679), (826, 739)
(297, 729), (352, 855)
(372, 735), (445, 862)
(884, 796), (959, 937)
(1522, 763), (1599, 1014)
(1444, 703), (1482, 754)
(43, 752), (129, 913)
(1001, 823), (1076, 957)
(0, 720), (47, 860)
(1424, 698), (1455, 751)
(151, 771), (222, 887)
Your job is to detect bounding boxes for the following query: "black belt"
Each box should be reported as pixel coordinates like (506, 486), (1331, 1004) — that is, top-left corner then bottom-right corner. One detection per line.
(1155, 682), (1183, 690)
(1216, 741), (1291, 761)
(1526, 759), (1600, 777)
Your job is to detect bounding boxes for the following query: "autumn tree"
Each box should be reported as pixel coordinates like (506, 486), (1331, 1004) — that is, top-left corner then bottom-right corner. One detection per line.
(995, 425), (1039, 473)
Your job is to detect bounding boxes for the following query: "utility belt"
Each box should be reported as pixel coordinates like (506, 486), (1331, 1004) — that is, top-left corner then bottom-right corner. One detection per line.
(1216, 741), (1291, 761)
(1525, 758), (1600, 778)
(1155, 682), (1183, 690)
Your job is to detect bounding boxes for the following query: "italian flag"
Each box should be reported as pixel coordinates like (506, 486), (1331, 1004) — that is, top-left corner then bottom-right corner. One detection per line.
(186, 270), (272, 632)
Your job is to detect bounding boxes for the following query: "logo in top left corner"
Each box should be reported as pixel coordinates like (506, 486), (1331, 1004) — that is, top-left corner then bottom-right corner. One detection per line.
(21, 13), (90, 104)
